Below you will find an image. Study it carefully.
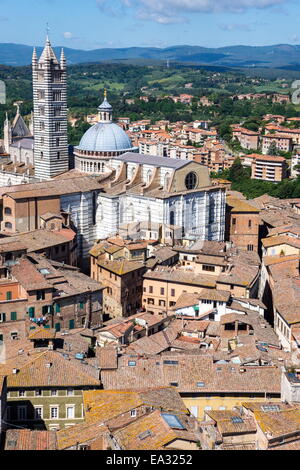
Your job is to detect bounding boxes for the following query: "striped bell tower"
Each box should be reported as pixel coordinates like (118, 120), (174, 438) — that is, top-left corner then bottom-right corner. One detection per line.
(32, 35), (69, 180)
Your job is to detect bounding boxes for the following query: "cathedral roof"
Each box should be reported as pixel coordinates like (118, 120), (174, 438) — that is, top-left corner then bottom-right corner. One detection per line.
(77, 122), (135, 153)
(12, 114), (31, 139)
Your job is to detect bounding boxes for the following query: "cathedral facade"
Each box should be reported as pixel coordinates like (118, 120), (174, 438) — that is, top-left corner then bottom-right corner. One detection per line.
(95, 153), (226, 242)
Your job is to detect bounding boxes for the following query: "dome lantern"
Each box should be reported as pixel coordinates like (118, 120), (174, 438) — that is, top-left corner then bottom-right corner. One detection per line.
(98, 89), (113, 123)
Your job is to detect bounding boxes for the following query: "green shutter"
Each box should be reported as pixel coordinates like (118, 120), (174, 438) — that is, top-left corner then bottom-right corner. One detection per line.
(79, 302), (84, 310)
(55, 303), (60, 313)
(2, 313), (6, 322)
(10, 312), (17, 321)
(6, 291), (12, 300)
(55, 323), (61, 332)
(29, 307), (35, 318)
(69, 319), (75, 330)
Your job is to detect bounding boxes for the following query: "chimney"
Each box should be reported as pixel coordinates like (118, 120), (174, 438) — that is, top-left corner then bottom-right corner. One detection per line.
(45, 362), (53, 368)
(12, 368), (19, 374)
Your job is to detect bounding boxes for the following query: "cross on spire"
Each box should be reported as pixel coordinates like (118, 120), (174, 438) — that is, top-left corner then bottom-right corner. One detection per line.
(46, 22), (50, 41)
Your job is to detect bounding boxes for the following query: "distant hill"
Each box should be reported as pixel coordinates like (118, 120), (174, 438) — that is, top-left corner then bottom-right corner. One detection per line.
(2, 43), (300, 69)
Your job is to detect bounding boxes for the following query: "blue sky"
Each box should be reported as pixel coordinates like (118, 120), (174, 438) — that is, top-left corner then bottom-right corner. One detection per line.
(0, 0), (299, 50)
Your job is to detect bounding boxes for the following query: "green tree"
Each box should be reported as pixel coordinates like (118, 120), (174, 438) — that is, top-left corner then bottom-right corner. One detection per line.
(228, 157), (250, 182)
(267, 141), (280, 156)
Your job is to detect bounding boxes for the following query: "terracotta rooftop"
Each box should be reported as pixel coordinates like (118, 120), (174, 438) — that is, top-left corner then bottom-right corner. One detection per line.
(11, 254), (104, 297)
(97, 258), (145, 275)
(100, 353), (281, 394)
(253, 407), (300, 440)
(7, 350), (100, 388)
(0, 174), (107, 199)
(206, 410), (257, 436)
(247, 153), (287, 163)
(144, 267), (216, 288)
(57, 422), (108, 450)
(97, 347), (118, 370)
(126, 325), (181, 356)
(28, 327), (56, 341)
(83, 387), (187, 426)
(198, 288), (231, 303)
(262, 235), (300, 249)
(174, 292), (200, 310)
(0, 229), (76, 254)
(195, 254), (227, 266)
(217, 252), (260, 288)
(112, 409), (199, 450)
(5, 430), (57, 451)
(227, 197), (259, 213)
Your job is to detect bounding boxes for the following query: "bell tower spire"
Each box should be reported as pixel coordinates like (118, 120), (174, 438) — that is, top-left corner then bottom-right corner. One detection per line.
(32, 33), (69, 180)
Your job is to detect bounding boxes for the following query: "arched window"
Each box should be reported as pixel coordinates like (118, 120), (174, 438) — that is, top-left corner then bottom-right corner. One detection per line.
(4, 207), (12, 215)
(5, 222), (12, 229)
(170, 210), (175, 226)
(164, 172), (171, 191)
(98, 203), (103, 221)
(130, 167), (135, 180)
(192, 199), (197, 230)
(209, 198), (215, 224)
(128, 203), (134, 222)
(147, 170), (152, 184)
(147, 207), (151, 224)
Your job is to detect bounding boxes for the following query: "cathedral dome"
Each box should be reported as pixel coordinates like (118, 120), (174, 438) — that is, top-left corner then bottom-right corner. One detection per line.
(77, 122), (134, 153)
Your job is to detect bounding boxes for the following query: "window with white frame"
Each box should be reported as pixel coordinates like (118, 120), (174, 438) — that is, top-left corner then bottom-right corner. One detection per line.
(34, 407), (43, 420)
(50, 406), (59, 419)
(66, 405), (75, 419)
(0, 313), (6, 323)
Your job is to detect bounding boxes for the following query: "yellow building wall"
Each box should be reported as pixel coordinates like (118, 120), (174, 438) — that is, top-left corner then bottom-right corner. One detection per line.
(183, 396), (282, 421)
(265, 244), (300, 257)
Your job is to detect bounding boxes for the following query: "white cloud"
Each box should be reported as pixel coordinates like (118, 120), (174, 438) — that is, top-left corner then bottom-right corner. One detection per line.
(96, 0), (290, 24)
(63, 32), (74, 39)
(118, 0), (290, 24)
(219, 23), (253, 32)
(136, 10), (186, 24)
(138, 0), (287, 13)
